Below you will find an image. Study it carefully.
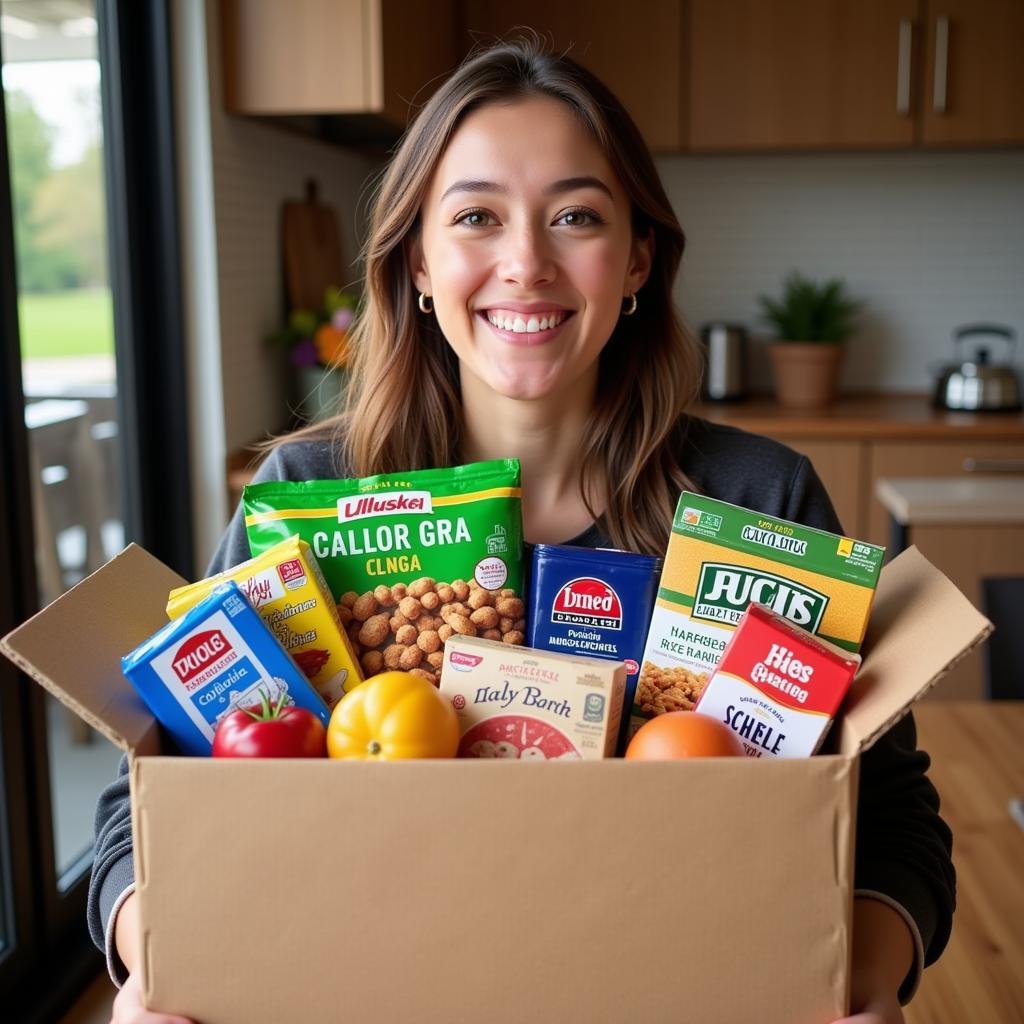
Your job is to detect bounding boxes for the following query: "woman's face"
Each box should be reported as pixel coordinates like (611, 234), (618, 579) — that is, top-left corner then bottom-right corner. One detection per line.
(410, 96), (651, 403)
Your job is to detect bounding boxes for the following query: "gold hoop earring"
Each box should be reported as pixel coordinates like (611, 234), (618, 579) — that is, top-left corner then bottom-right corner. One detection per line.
(418, 292), (433, 314)
(622, 293), (638, 316)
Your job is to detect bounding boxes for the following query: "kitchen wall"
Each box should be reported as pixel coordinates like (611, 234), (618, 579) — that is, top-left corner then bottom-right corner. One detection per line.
(174, 0), (1024, 568)
(657, 150), (1024, 393)
(173, 0), (379, 570)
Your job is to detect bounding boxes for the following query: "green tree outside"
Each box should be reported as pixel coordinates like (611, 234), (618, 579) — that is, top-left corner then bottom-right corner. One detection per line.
(5, 85), (112, 358)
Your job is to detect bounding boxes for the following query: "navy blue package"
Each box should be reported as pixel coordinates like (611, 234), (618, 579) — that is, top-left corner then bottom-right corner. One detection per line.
(121, 581), (329, 756)
(527, 544), (660, 753)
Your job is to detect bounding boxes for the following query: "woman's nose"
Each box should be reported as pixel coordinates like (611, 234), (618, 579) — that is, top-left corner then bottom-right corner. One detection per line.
(497, 224), (556, 287)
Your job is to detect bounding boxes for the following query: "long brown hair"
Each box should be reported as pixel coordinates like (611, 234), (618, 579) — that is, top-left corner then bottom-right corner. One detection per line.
(290, 37), (702, 555)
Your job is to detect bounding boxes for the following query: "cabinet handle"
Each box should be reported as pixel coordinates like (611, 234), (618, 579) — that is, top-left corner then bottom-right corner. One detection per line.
(963, 458), (1024, 473)
(897, 18), (913, 115)
(933, 15), (949, 114)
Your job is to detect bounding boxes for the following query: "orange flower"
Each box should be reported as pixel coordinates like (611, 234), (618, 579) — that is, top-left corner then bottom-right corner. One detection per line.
(314, 324), (350, 367)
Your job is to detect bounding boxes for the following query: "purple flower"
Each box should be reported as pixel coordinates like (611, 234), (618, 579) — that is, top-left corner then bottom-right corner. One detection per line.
(332, 307), (354, 331)
(290, 337), (320, 366)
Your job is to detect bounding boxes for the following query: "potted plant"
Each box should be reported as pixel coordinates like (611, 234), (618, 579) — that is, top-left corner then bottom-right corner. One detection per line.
(269, 286), (359, 422)
(759, 272), (861, 409)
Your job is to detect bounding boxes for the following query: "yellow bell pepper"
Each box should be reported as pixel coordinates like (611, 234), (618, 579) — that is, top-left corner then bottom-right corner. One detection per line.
(327, 671), (459, 760)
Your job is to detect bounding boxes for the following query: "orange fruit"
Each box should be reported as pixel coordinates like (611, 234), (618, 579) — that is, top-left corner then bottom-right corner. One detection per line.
(625, 711), (745, 760)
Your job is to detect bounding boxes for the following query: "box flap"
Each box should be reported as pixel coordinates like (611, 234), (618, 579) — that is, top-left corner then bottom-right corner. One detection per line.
(837, 547), (992, 756)
(0, 544), (186, 754)
(135, 757), (856, 1024)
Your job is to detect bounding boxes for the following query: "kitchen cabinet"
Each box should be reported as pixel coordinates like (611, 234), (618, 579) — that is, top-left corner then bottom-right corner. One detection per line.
(866, 439), (1024, 544)
(686, 0), (1024, 151)
(460, 1), (684, 151)
(688, 0), (919, 150)
(920, 0), (1024, 146)
(874, 477), (1024, 700)
(221, 0), (458, 128)
(785, 439), (869, 538)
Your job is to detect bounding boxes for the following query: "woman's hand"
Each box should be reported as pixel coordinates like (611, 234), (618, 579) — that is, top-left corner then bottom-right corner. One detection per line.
(829, 897), (914, 1024)
(110, 972), (194, 1024)
(110, 892), (195, 1024)
(830, 990), (905, 1024)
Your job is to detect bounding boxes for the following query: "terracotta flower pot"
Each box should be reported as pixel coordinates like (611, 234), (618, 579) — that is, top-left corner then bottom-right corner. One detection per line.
(768, 342), (845, 409)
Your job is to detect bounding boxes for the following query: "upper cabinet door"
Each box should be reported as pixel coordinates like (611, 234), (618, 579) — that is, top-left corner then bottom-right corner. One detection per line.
(920, 0), (1024, 145)
(222, 0), (458, 125)
(688, 0), (920, 151)
(461, 0), (685, 152)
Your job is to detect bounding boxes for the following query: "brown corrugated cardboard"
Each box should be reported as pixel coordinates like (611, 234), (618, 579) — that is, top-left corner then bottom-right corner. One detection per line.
(835, 545), (991, 755)
(133, 756), (855, 1024)
(0, 543), (992, 1024)
(1, 544), (185, 755)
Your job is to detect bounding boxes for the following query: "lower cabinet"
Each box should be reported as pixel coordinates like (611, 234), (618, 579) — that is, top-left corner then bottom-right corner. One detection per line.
(786, 439), (868, 538)
(865, 439), (1024, 545)
(778, 436), (1024, 701)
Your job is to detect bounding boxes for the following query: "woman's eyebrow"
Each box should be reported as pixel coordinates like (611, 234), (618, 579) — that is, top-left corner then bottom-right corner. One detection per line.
(440, 176), (613, 202)
(544, 176), (613, 199)
(441, 179), (507, 201)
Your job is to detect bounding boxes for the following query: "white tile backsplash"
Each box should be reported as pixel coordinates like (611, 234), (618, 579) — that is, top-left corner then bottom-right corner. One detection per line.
(657, 150), (1024, 392)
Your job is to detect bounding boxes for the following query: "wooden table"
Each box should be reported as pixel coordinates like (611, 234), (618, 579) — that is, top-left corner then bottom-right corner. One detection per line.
(905, 702), (1024, 1024)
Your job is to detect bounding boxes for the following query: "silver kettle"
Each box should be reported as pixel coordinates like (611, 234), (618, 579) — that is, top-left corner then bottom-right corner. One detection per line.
(933, 324), (1022, 412)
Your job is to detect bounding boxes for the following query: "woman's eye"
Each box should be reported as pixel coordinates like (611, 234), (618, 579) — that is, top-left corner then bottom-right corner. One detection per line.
(453, 208), (494, 227)
(554, 207), (604, 228)
(561, 207), (593, 226)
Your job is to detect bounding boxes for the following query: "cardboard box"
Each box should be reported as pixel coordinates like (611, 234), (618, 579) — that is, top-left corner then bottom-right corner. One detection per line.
(2, 544), (990, 1024)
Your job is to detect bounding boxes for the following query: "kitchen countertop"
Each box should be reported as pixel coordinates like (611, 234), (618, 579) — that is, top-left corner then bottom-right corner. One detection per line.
(226, 396), (1024, 506)
(876, 476), (1024, 525)
(694, 394), (1024, 440)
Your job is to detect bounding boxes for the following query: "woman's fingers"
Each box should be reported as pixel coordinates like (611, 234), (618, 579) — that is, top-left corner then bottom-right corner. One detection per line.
(110, 972), (196, 1024)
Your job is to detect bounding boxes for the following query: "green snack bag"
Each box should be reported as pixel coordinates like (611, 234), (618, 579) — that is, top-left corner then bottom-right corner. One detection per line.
(243, 459), (524, 685)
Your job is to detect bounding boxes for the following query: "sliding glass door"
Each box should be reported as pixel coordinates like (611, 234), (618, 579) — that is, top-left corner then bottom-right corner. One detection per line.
(0, 2), (191, 1017)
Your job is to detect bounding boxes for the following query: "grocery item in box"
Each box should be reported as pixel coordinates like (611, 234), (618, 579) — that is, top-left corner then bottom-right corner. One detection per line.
(122, 581), (329, 755)
(694, 602), (861, 758)
(439, 635), (625, 760)
(632, 492), (883, 736)
(527, 543), (659, 751)
(243, 459), (524, 685)
(166, 535), (361, 705)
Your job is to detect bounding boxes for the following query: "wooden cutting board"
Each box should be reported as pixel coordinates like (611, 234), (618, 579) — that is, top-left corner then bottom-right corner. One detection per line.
(282, 178), (344, 311)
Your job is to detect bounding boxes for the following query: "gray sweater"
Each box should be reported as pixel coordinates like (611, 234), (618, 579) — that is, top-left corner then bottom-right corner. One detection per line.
(88, 419), (953, 1000)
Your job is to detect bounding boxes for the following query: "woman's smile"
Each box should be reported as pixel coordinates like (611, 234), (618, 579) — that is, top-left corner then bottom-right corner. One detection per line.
(478, 308), (575, 346)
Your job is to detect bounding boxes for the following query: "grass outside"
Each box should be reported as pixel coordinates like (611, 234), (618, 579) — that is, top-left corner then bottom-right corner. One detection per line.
(18, 288), (114, 360)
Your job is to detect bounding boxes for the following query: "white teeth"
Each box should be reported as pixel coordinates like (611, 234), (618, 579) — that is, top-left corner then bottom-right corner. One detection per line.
(486, 310), (567, 332)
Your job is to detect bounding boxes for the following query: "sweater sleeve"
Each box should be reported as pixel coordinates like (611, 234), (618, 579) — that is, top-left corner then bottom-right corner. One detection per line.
(785, 453), (956, 1002)
(206, 446), (289, 575)
(86, 754), (134, 985)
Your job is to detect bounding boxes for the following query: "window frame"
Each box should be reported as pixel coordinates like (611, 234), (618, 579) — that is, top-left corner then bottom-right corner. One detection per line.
(0, 0), (192, 1013)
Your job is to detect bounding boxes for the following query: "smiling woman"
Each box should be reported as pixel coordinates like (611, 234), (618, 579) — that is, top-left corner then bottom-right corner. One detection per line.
(303, 40), (704, 555)
(94, 37), (954, 1024)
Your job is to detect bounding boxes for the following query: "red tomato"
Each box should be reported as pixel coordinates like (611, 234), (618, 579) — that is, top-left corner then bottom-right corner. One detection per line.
(212, 691), (326, 758)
